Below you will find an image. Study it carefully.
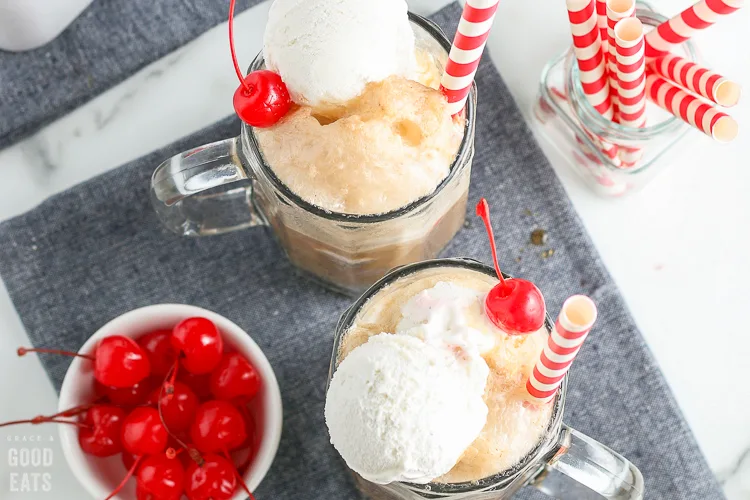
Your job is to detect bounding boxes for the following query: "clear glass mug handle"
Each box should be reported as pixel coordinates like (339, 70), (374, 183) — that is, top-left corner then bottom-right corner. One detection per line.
(532, 424), (644, 499)
(150, 136), (266, 236)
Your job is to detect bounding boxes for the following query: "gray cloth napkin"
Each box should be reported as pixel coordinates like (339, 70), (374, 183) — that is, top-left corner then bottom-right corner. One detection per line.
(0, 0), (263, 150)
(0, 4), (724, 499)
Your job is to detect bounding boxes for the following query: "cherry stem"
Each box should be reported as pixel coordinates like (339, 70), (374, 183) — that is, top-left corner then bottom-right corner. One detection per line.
(223, 448), (256, 500)
(229, 0), (252, 93)
(17, 347), (94, 361)
(475, 198), (507, 288)
(157, 364), (190, 454)
(104, 455), (143, 500)
(0, 418), (89, 430)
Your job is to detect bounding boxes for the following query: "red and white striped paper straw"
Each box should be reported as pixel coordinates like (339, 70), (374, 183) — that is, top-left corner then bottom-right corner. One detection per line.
(615, 18), (646, 127)
(566, 0), (614, 119)
(596, 0), (609, 55)
(648, 53), (742, 107)
(606, 0), (636, 121)
(645, 0), (745, 59)
(440, 0), (501, 116)
(615, 18), (646, 167)
(646, 74), (739, 142)
(526, 295), (597, 404)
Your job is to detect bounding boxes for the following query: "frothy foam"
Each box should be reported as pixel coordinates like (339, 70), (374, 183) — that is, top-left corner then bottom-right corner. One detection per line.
(255, 52), (464, 216)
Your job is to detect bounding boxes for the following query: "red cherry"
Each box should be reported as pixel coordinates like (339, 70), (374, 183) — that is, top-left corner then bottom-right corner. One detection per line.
(95, 336), (151, 388)
(476, 198), (546, 334)
(102, 379), (155, 406)
(121, 407), (168, 456)
(78, 405), (126, 457)
(189, 401), (247, 453)
(137, 329), (178, 378)
(209, 353), (261, 402)
(136, 454), (185, 500)
(171, 318), (224, 375)
(178, 371), (213, 401)
(485, 279), (546, 334)
(150, 381), (200, 433)
(233, 70), (292, 128)
(184, 454), (237, 500)
(17, 335), (151, 388)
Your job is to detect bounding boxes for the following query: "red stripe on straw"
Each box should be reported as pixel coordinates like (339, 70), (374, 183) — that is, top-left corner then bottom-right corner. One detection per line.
(705, 73), (722, 96)
(453, 31), (491, 51)
(444, 59), (481, 78)
(617, 56), (646, 74)
(577, 49), (605, 71)
(618, 106), (646, 122)
(581, 76), (608, 95)
(619, 90), (646, 105)
(462, 3), (500, 23)
(568, 1), (596, 24)
(706, 0), (741, 14)
(690, 68), (709, 93)
(678, 60), (693, 84)
(572, 25), (601, 48)
(693, 102), (710, 126)
(681, 7), (713, 30)
(440, 84), (473, 103)
(615, 40), (644, 58)
(531, 366), (567, 386)
(657, 21), (689, 44)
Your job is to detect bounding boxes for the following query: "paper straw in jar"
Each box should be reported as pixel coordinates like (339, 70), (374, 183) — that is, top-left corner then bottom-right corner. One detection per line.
(596, 0), (609, 56)
(525, 295), (597, 404)
(648, 54), (742, 107)
(606, 0), (636, 122)
(645, 0), (745, 59)
(615, 18), (646, 167)
(439, 0), (501, 116)
(566, 0), (614, 119)
(646, 74), (739, 142)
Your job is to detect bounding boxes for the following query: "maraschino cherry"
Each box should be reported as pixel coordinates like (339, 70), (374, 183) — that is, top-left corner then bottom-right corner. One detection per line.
(476, 198), (546, 335)
(171, 318), (224, 375)
(78, 405), (126, 457)
(18, 335), (150, 388)
(189, 401), (247, 453)
(137, 329), (177, 378)
(150, 381), (199, 433)
(229, 0), (291, 127)
(136, 454), (185, 500)
(184, 454), (238, 500)
(210, 352), (261, 402)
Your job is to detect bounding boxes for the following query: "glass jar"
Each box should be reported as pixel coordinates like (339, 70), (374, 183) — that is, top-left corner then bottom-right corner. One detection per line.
(533, 4), (696, 197)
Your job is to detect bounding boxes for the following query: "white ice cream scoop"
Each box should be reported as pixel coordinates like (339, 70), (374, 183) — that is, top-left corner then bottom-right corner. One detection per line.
(263, 0), (417, 107)
(325, 333), (488, 484)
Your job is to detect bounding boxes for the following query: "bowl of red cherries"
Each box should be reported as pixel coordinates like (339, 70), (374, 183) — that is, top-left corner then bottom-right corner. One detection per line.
(41, 304), (281, 500)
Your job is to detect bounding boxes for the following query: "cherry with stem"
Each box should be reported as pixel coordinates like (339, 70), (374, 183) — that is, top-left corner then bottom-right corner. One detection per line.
(476, 198), (546, 335)
(228, 0), (291, 127)
(18, 335), (151, 388)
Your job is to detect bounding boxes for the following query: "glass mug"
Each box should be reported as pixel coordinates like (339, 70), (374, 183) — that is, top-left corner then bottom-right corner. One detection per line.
(532, 4), (694, 198)
(150, 13), (476, 296)
(327, 258), (644, 500)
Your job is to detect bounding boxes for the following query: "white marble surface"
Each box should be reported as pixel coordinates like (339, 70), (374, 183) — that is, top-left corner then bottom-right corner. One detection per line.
(0, 0), (748, 498)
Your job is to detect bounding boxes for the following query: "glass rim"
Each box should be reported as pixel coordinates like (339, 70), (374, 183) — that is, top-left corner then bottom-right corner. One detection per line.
(568, 5), (696, 141)
(328, 258), (567, 495)
(242, 12), (477, 224)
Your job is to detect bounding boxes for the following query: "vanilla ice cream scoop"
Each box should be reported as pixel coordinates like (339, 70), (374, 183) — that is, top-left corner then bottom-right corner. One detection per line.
(325, 333), (489, 484)
(263, 0), (417, 107)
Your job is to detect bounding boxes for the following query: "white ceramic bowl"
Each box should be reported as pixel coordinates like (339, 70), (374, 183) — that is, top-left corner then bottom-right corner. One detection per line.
(57, 304), (283, 500)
